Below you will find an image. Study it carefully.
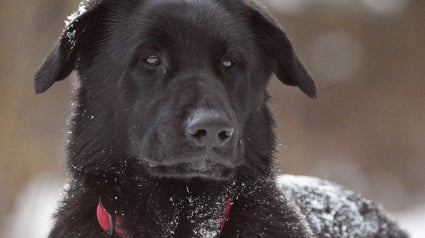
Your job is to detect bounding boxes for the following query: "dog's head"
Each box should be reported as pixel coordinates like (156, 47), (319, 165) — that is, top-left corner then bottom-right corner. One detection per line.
(35, 0), (315, 181)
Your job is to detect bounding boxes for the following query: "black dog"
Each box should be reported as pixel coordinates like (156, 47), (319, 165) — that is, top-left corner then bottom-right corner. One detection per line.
(35, 0), (407, 237)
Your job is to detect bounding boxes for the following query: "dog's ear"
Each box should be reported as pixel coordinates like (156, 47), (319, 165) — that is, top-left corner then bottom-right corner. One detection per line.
(34, 1), (103, 94)
(244, 3), (317, 98)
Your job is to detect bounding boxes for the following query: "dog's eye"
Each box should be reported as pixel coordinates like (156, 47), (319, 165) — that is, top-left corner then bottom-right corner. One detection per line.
(222, 57), (236, 68)
(144, 55), (161, 66)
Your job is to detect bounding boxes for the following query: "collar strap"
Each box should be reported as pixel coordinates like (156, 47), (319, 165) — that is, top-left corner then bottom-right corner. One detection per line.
(97, 200), (128, 238)
(97, 198), (233, 237)
(221, 199), (233, 230)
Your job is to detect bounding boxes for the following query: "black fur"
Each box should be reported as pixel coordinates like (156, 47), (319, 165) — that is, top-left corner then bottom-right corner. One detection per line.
(35, 0), (320, 237)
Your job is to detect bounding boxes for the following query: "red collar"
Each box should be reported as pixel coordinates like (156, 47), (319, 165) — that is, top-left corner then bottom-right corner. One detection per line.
(97, 200), (128, 237)
(97, 199), (233, 237)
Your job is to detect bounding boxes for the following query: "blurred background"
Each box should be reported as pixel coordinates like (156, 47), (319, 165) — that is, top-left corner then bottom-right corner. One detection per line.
(0, 0), (424, 237)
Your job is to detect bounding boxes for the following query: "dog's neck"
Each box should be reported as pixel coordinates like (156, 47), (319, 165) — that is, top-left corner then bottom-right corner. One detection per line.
(93, 174), (238, 237)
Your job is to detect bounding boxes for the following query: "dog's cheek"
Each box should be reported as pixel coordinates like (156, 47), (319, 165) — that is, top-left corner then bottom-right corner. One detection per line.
(112, 74), (149, 154)
(232, 75), (255, 125)
(117, 70), (150, 102)
(128, 96), (173, 160)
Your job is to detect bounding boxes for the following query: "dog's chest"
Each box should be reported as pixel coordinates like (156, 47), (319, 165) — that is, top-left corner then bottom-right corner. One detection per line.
(154, 193), (232, 238)
(111, 187), (235, 238)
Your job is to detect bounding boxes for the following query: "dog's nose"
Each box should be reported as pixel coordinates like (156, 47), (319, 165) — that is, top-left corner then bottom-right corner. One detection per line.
(186, 109), (234, 148)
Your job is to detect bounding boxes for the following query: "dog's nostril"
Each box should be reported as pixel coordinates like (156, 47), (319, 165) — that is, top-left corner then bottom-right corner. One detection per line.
(218, 129), (233, 141)
(186, 109), (235, 148)
(191, 129), (207, 138)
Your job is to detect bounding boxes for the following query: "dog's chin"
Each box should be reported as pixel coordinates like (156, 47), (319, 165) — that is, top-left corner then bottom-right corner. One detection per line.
(141, 160), (237, 181)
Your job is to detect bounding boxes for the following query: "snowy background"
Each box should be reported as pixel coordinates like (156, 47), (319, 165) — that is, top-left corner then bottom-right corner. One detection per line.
(0, 0), (424, 237)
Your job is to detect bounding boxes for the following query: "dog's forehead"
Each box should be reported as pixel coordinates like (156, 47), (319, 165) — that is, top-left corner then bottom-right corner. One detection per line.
(131, 0), (250, 43)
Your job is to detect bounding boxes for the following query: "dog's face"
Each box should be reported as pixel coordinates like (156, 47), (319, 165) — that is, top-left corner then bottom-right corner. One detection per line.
(35, 0), (315, 181)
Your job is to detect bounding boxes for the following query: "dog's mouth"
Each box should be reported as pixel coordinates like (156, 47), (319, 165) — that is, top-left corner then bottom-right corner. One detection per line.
(139, 157), (237, 181)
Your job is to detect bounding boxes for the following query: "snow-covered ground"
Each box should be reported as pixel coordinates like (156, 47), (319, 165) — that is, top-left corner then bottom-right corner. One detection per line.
(2, 174), (63, 238)
(3, 174), (423, 237)
(397, 206), (425, 238)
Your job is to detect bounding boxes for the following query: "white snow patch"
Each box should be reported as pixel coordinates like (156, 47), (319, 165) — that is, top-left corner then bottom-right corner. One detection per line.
(3, 174), (63, 238)
(397, 205), (425, 238)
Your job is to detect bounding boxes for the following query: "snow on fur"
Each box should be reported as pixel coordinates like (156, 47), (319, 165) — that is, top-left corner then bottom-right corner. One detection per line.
(65, 0), (89, 27)
(63, 0), (102, 48)
(277, 175), (409, 238)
